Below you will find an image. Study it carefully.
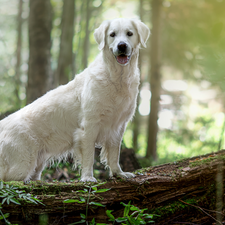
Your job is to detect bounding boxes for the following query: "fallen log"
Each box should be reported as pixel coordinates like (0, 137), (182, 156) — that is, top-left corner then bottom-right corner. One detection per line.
(1, 150), (225, 224)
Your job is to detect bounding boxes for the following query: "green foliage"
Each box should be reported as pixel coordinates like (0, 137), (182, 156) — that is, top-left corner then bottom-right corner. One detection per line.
(0, 181), (44, 206)
(106, 201), (155, 225)
(64, 183), (155, 224)
(64, 182), (110, 225)
(0, 181), (44, 224)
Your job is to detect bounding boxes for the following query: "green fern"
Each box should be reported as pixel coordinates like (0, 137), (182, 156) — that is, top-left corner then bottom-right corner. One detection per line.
(0, 181), (45, 224)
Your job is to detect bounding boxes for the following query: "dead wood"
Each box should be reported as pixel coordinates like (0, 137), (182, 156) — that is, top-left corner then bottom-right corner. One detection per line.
(1, 150), (225, 224)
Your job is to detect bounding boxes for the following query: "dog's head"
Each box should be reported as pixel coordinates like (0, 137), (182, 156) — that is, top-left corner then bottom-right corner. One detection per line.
(94, 18), (150, 66)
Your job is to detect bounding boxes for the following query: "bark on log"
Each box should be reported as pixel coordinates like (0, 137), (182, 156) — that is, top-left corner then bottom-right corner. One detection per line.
(1, 150), (225, 224)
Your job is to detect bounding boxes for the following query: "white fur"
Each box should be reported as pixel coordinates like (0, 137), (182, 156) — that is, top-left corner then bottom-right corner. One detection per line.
(0, 18), (150, 182)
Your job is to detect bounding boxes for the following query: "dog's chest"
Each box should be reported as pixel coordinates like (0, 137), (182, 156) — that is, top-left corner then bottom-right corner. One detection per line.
(114, 88), (134, 107)
(100, 81), (138, 119)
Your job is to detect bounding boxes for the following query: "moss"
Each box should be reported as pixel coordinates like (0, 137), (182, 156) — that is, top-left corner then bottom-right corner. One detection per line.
(189, 154), (225, 167)
(152, 200), (188, 217)
(134, 167), (153, 174)
(151, 183), (218, 222)
(2, 180), (89, 197)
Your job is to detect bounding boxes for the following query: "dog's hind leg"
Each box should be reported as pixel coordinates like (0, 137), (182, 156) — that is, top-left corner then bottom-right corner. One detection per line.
(30, 161), (46, 181)
(30, 150), (48, 181)
(3, 142), (39, 182)
(0, 157), (6, 181)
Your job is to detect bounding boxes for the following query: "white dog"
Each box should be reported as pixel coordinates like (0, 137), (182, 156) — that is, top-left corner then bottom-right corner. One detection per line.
(0, 18), (150, 182)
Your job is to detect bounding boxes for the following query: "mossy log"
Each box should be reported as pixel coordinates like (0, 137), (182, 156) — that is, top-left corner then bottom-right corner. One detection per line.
(1, 150), (225, 224)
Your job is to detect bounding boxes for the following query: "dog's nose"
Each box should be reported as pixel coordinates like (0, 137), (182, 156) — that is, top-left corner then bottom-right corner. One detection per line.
(118, 42), (127, 53)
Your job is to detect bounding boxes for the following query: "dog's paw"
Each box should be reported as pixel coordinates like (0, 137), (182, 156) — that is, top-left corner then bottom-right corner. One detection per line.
(23, 179), (30, 185)
(114, 172), (135, 179)
(80, 176), (97, 183)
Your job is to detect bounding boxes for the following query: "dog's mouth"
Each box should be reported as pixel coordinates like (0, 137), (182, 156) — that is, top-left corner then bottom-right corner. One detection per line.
(115, 54), (131, 65)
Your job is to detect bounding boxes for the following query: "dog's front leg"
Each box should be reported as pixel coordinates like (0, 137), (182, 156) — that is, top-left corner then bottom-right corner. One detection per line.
(79, 123), (99, 183)
(107, 145), (135, 179)
(107, 125), (135, 179)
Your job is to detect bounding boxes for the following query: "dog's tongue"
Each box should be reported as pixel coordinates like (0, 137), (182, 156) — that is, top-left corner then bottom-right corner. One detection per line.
(117, 55), (128, 64)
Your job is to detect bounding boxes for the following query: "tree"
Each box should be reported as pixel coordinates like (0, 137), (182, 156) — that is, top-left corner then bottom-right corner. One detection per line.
(82, 0), (92, 70)
(56, 0), (75, 86)
(14, 0), (23, 108)
(132, 0), (144, 152)
(146, 0), (163, 160)
(26, 0), (53, 104)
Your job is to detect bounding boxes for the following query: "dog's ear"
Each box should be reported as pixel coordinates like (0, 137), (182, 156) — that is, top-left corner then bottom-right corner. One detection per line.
(94, 20), (110, 51)
(132, 19), (150, 48)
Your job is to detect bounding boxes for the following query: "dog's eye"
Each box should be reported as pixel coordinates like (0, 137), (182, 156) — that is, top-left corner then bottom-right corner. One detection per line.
(110, 32), (116, 37)
(127, 31), (133, 37)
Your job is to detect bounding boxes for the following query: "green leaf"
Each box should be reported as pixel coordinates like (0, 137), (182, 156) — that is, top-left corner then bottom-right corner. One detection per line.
(64, 199), (83, 204)
(0, 194), (7, 198)
(130, 205), (139, 211)
(2, 198), (7, 205)
(130, 211), (139, 217)
(76, 189), (88, 193)
(144, 215), (153, 219)
(10, 198), (21, 205)
(106, 210), (115, 221)
(27, 197), (38, 205)
(90, 218), (95, 225)
(122, 201), (131, 217)
(120, 202), (128, 207)
(89, 202), (105, 207)
(0, 212), (10, 220)
(79, 197), (86, 202)
(95, 188), (111, 193)
(116, 217), (127, 223)
(129, 217), (142, 225)
(69, 219), (86, 224)
(92, 186), (97, 191)
(34, 199), (45, 206)
(92, 182), (106, 187)
(80, 213), (86, 219)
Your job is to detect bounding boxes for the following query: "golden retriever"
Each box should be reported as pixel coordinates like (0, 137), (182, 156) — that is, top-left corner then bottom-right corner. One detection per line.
(0, 18), (150, 182)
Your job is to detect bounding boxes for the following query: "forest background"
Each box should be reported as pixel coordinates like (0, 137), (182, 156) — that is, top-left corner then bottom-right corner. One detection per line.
(0, 0), (225, 170)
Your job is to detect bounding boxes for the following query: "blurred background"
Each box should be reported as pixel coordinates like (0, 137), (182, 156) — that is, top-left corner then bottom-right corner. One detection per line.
(0, 0), (225, 179)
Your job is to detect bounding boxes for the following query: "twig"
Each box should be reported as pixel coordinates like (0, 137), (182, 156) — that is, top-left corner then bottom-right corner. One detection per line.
(179, 199), (223, 225)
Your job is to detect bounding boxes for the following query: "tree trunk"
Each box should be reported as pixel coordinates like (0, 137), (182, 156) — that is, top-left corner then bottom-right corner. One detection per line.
(55, 0), (75, 86)
(82, 0), (91, 70)
(146, 0), (162, 160)
(26, 0), (53, 104)
(132, 0), (144, 152)
(2, 150), (225, 224)
(14, 0), (23, 108)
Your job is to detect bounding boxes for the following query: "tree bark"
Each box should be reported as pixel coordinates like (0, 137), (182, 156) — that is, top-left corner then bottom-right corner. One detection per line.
(2, 150), (225, 224)
(56, 0), (75, 86)
(26, 0), (53, 104)
(146, 0), (163, 160)
(14, 0), (23, 108)
(132, 0), (144, 152)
